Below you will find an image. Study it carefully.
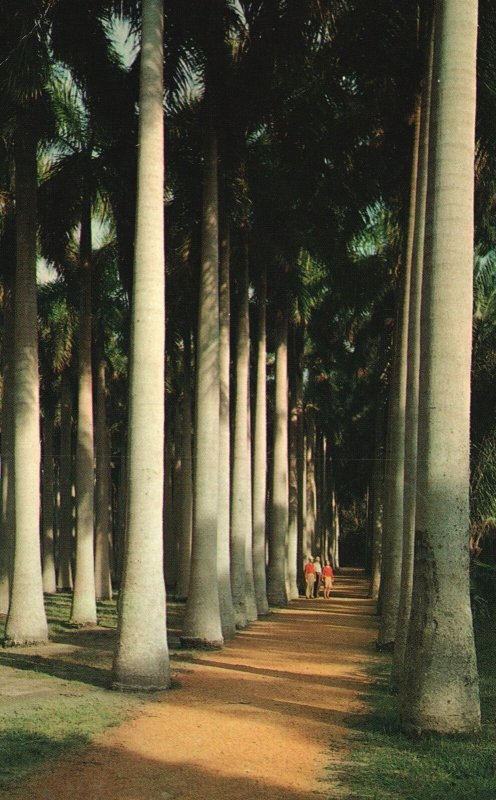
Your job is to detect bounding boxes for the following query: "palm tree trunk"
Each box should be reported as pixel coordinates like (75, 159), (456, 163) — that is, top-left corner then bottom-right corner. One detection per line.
(114, 436), (128, 586)
(231, 243), (257, 626)
(181, 113), (223, 648)
(295, 324), (305, 593)
(377, 246), (411, 647)
(42, 411), (57, 594)
(305, 413), (317, 556)
(252, 266), (269, 616)
(163, 400), (178, 591)
(392, 32), (432, 684)
(94, 345), (112, 601)
(217, 218), (236, 636)
(369, 398), (386, 600)
(175, 332), (194, 601)
(0, 272), (15, 614)
(112, 0), (170, 689)
(287, 323), (301, 600)
(70, 193), (97, 626)
(400, 0), (480, 734)
(57, 369), (74, 590)
(331, 487), (340, 570)
(5, 115), (48, 646)
(267, 283), (289, 607)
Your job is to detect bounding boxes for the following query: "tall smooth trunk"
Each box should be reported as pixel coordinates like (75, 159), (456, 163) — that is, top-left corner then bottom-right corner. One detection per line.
(369, 399), (386, 600)
(57, 370), (74, 590)
(392, 36), (432, 684)
(400, 0), (480, 734)
(331, 488), (340, 570)
(181, 116), (223, 648)
(71, 195), (97, 626)
(231, 244), (257, 625)
(163, 402), (178, 590)
(113, 0), (170, 689)
(252, 267), (269, 615)
(5, 117), (48, 645)
(295, 326), (305, 592)
(0, 273), (15, 614)
(217, 220), (236, 636)
(305, 415), (317, 556)
(267, 285), (289, 607)
(287, 323), (301, 600)
(176, 332), (194, 602)
(42, 412), (57, 594)
(377, 225), (411, 647)
(95, 348), (112, 601)
(114, 438), (128, 586)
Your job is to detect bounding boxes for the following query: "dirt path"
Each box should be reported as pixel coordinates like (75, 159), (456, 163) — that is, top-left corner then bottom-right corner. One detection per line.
(8, 569), (377, 800)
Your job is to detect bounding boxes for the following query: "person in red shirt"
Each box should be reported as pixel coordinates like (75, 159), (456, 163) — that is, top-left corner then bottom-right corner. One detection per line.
(321, 560), (334, 599)
(303, 558), (316, 599)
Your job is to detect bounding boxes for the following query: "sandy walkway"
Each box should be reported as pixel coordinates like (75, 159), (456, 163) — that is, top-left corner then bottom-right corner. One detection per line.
(8, 569), (377, 800)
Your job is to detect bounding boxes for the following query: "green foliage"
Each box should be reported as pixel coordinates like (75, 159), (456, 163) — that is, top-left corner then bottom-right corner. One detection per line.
(333, 616), (496, 800)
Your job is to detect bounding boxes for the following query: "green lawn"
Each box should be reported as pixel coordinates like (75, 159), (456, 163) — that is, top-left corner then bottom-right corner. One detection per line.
(0, 593), (142, 790)
(336, 610), (496, 800)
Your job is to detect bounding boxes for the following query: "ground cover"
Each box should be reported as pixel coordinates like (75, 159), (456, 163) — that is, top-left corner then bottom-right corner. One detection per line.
(0, 571), (376, 800)
(342, 608), (496, 800)
(0, 574), (493, 800)
(0, 594), (141, 790)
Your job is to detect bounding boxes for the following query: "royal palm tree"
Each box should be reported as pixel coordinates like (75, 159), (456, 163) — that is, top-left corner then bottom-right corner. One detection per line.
(231, 238), (258, 626)
(400, 0), (481, 734)
(267, 274), (290, 607)
(217, 215), (236, 636)
(1, 0), (53, 645)
(252, 264), (270, 615)
(112, 0), (170, 690)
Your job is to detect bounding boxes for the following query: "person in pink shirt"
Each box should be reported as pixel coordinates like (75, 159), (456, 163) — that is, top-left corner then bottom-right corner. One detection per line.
(321, 560), (334, 599)
(304, 558), (316, 599)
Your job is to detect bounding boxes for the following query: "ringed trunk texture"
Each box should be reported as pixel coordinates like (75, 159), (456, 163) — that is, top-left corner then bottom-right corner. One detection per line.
(5, 118), (48, 646)
(252, 267), (269, 616)
(181, 117), (223, 649)
(267, 287), (289, 608)
(400, 0), (480, 734)
(112, 0), (170, 690)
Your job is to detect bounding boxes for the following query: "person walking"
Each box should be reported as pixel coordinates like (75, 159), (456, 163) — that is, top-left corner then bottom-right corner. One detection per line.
(313, 556), (322, 597)
(304, 558), (316, 599)
(322, 560), (334, 599)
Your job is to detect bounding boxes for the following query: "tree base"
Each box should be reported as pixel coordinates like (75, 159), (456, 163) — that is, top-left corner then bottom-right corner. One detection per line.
(112, 679), (171, 693)
(4, 636), (49, 648)
(180, 637), (223, 650)
(375, 639), (395, 652)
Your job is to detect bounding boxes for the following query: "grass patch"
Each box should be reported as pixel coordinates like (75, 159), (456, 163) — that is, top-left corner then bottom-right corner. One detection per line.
(335, 612), (496, 800)
(0, 591), (143, 790)
(0, 691), (140, 789)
